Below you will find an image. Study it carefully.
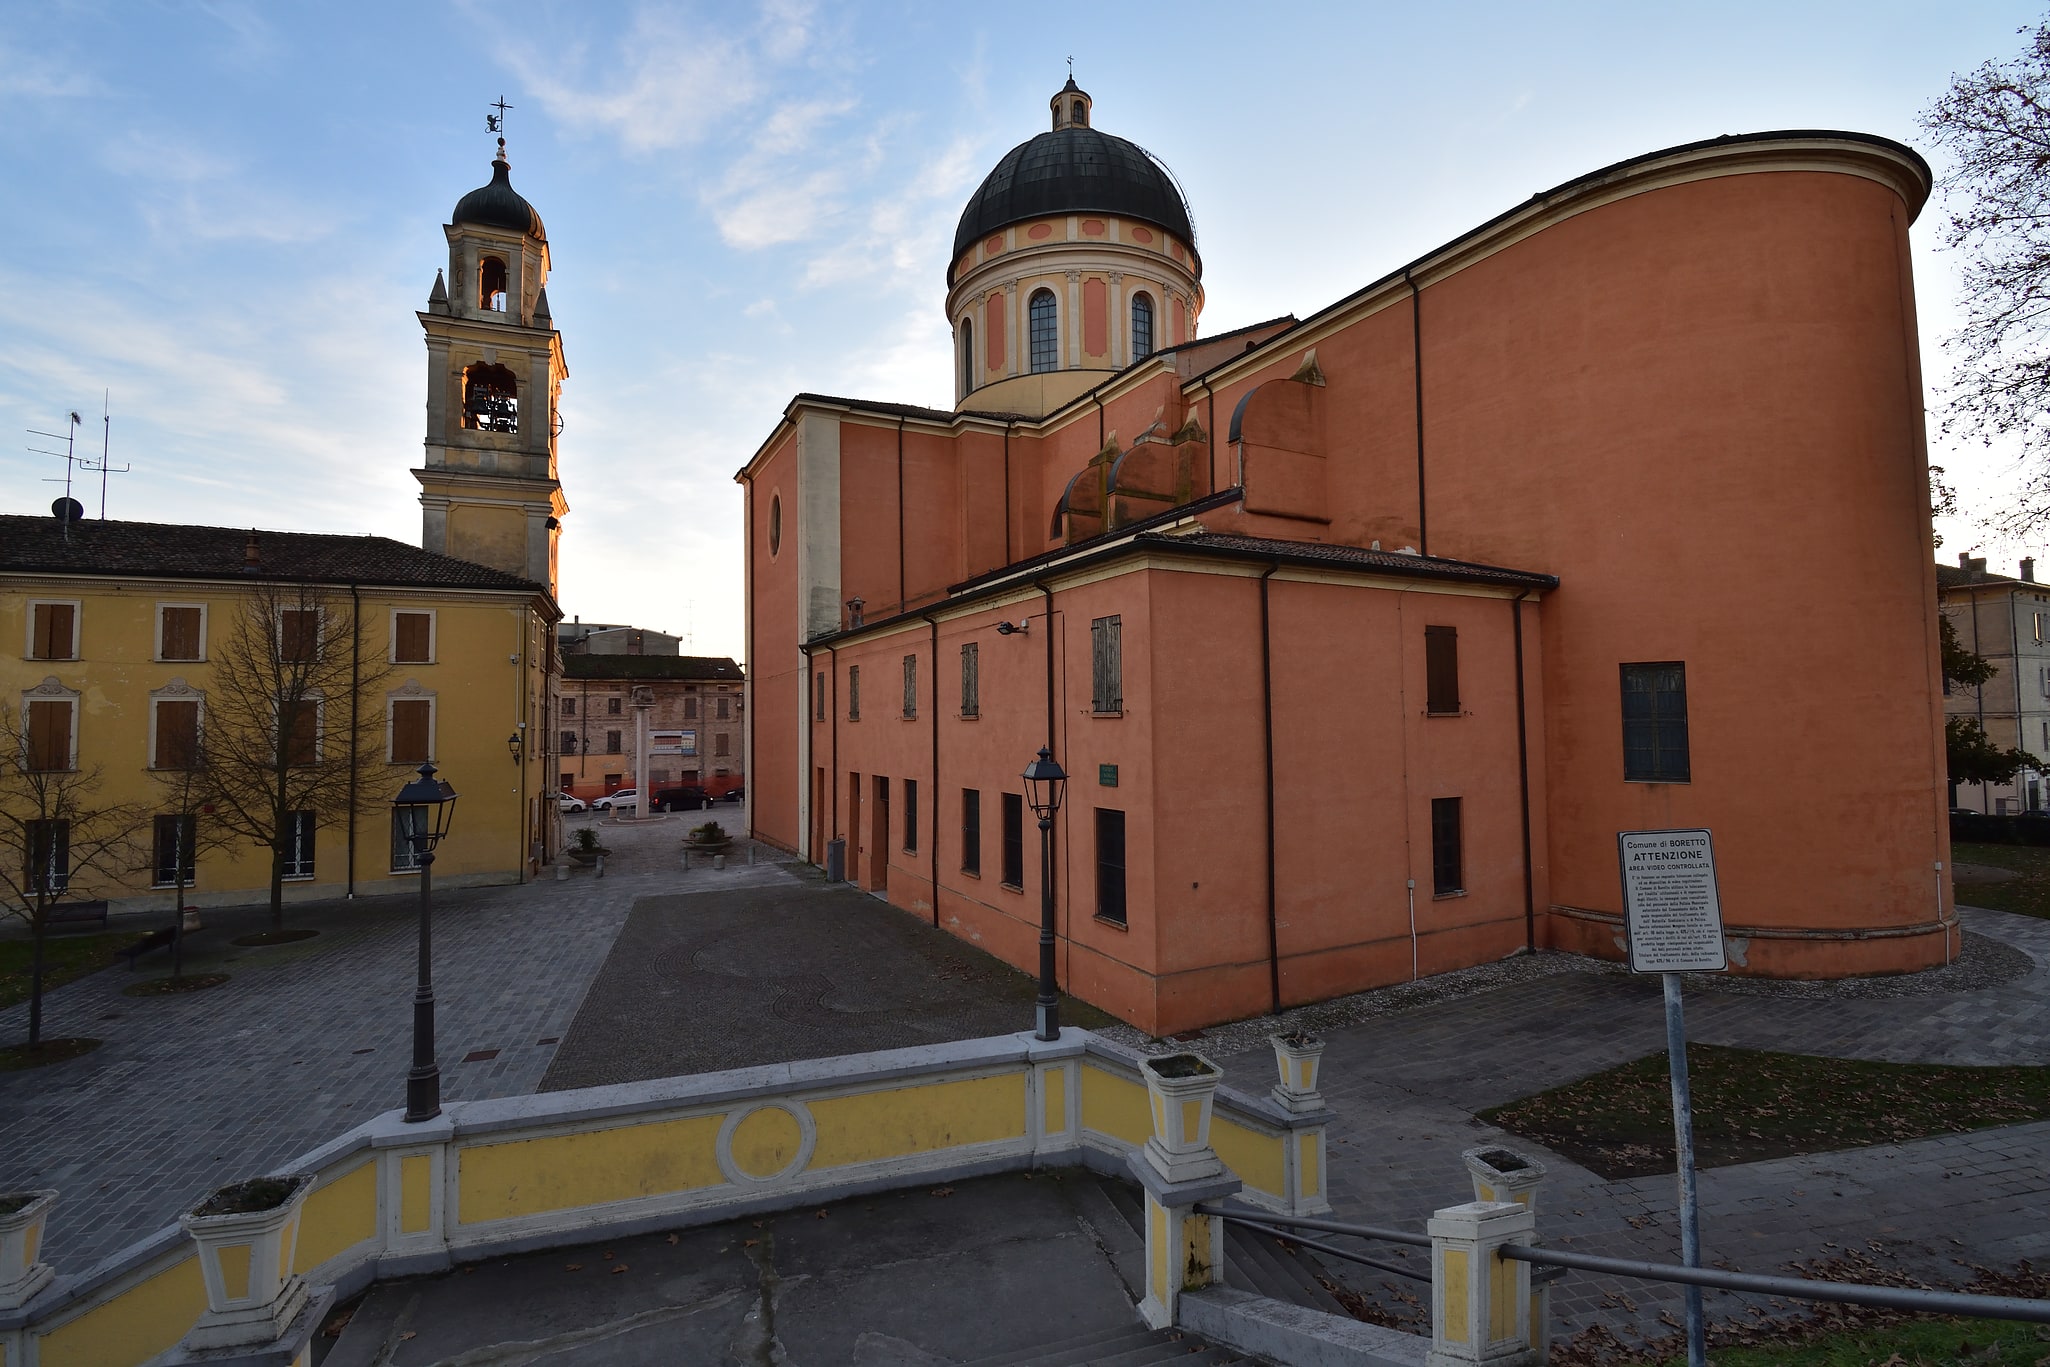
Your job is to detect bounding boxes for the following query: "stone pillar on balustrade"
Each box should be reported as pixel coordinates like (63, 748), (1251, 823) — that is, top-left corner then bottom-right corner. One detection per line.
(1130, 1051), (1240, 1330)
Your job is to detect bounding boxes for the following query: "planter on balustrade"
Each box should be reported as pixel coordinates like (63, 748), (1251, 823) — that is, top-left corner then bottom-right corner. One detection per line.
(1267, 1030), (1327, 1114)
(178, 1174), (312, 1350)
(1462, 1145), (1546, 1209)
(0, 1189), (57, 1311)
(1139, 1052), (1224, 1183)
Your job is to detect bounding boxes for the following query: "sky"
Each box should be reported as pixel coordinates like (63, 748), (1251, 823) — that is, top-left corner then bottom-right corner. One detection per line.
(1, 1), (2042, 662)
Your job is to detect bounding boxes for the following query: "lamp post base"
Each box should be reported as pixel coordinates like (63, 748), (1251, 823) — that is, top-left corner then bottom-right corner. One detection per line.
(1036, 999), (1060, 1042)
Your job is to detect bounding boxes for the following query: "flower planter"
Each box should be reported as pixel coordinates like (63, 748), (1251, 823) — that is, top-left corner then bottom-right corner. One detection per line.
(1139, 1052), (1224, 1183)
(1462, 1145), (1546, 1210)
(1268, 1030), (1327, 1114)
(0, 1189), (57, 1310)
(567, 847), (608, 866)
(179, 1174), (313, 1350)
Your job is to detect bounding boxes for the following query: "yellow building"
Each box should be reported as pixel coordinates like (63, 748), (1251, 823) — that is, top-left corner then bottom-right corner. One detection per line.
(0, 513), (560, 913)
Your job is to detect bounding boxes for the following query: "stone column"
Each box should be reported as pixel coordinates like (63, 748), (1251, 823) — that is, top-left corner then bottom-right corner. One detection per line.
(1427, 1201), (1540, 1367)
(1464, 1147), (1550, 1361)
(1131, 1053), (1240, 1329)
(633, 687), (654, 819)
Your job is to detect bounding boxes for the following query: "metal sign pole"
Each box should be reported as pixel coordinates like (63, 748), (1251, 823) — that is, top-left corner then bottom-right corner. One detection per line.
(1662, 971), (1707, 1367)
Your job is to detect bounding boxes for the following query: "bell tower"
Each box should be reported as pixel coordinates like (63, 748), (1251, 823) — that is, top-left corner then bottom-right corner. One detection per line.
(416, 128), (568, 597)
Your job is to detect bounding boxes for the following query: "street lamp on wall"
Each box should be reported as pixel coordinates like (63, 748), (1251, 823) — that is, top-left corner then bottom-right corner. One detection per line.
(507, 730), (523, 764)
(393, 762), (458, 1123)
(1023, 745), (1067, 1041)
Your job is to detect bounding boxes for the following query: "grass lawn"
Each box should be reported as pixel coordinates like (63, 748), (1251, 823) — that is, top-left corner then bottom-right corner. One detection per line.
(1951, 840), (2050, 920)
(0, 932), (133, 1011)
(1665, 1316), (2049, 1367)
(1478, 1044), (2050, 1179)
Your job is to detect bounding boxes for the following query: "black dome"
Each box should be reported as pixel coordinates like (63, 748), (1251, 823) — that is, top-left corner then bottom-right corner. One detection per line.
(952, 127), (1194, 271)
(452, 155), (546, 240)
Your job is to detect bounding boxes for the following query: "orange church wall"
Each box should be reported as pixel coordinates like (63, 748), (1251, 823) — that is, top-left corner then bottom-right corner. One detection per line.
(747, 432), (803, 856)
(1083, 277), (1108, 358)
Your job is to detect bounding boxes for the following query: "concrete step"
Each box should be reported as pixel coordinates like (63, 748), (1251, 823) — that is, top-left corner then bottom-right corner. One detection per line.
(960, 1324), (1242, 1366)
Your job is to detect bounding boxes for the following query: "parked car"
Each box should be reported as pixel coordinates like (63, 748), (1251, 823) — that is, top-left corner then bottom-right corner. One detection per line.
(723, 786), (745, 802)
(555, 793), (587, 813)
(654, 784), (709, 812)
(592, 789), (638, 811)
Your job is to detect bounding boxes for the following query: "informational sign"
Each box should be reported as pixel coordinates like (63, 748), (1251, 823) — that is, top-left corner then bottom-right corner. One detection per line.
(1617, 828), (1727, 974)
(650, 731), (698, 757)
(1099, 764), (1119, 787)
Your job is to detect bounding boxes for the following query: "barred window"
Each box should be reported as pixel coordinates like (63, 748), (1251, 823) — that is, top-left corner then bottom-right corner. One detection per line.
(903, 654), (918, 719)
(849, 665), (861, 720)
(560, 730), (577, 754)
(1096, 808), (1127, 924)
(1621, 663), (1690, 782)
(1091, 615), (1122, 714)
(153, 814), (197, 887)
(284, 811), (316, 879)
(962, 789), (981, 875)
(606, 730), (622, 754)
(1431, 798), (1463, 895)
(1425, 626), (1459, 715)
(1028, 289), (1059, 373)
(960, 642), (979, 717)
(1001, 793), (1025, 887)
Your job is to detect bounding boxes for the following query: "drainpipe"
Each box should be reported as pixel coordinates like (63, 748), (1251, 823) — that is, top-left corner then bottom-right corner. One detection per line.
(1034, 578), (1062, 979)
(1002, 421), (1014, 566)
(800, 643), (813, 861)
(1405, 268), (1428, 556)
(923, 613), (941, 926)
(827, 644), (839, 844)
(1095, 392), (1106, 450)
(1259, 562), (1282, 1013)
(1511, 590), (1535, 953)
(896, 417), (908, 614)
(347, 582), (360, 898)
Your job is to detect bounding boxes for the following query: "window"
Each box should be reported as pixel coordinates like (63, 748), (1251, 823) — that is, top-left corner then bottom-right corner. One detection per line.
(561, 696), (576, 717)
(715, 733), (730, 757)
(391, 809), (423, 872)
(685, 698), (699, 720)
(849, 665), (862, 720)
(769, 493), (782, 557)
(905, 780), (919, 853)
(25, 699), (73, 772)
(1620, 663), (1690, 782)
(153, 699), (201, 770)
(27, 819), (68, 895)
(962, 789), (982, 875)
(282, 698), (320, 766)
(815, 672), (825, 721)
(1096, 808), (1128, 925)
(561, 730), (577, 754)
(1029, 289), (1059, 372)
(717, 696), (730, 721)
(607, 697), (622, 715)
(479, 255), (508, 311)
(1431, 798), (1463, 895)
(559, 771), (573, 792)
(462, 361), (518, 433)
(158, 605), (204, 662)
(1091, 615), (1123, 714)
(390, 698), (432, 764)
(902, 654), (918, 718)
(153, 814), (197, 887)
(28, 602), (77, 661)
(1001, 792), (1025, 888)
(284, 811), (316, 879)
(1131, 293), (1154, 361)
(2037, 612), (2045, 645)
(606, 730), (622, 754)
(603, 772), (622, 788)
(961, 318), (975, 394)
(1425, 626), (1460, 715)
(393, 611), (433, 664)
(960, 642), (979, 717)
(279, 609), (320, 663)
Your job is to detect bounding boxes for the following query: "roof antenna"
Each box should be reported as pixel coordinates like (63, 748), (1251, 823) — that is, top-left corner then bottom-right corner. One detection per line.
(27, 410), (84, 543)
(77, 391), (130, 519)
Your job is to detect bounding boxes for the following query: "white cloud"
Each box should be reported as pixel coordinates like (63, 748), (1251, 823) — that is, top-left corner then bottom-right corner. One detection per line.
(0, 44), (102, 99)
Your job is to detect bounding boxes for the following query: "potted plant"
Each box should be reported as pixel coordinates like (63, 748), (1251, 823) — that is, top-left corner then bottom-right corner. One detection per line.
(685, 820), (733, 853)
(1462, 1145), (1546, 1209)
(180, 1174), (312, 1349)
(567, 826), (608, 866)
(1138, 1051), (1224, 1182)
(1268, 1028), (1327, 1114)
(0, 1189), (57, 1310)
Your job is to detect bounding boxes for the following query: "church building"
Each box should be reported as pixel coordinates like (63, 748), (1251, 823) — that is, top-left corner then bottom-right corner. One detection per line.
(737, 83), (1954, 1035)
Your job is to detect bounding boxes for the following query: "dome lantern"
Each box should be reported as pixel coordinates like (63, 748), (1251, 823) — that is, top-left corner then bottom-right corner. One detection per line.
(1052, 77), (1092, 131)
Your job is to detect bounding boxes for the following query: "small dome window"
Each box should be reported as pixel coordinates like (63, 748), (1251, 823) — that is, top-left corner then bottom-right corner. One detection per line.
(479, 256), (509, 312)
(1029, 289), (1059, 373)
(1131, 293), (1155, 361)
(1072, 101), (1087, 126)
(462, 361), (518, 432)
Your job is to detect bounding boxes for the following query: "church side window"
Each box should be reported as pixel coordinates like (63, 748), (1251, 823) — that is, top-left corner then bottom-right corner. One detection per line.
(960, 318), (975, 395)
(1131, 293), (1154, 361)
(479, 256), (509, 312)
(462, 361), (519, 433)
(1028, 289), (1059, 373)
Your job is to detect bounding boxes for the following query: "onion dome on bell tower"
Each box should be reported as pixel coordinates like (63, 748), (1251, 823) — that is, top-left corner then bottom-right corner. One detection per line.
(945, 78), (1203, 416)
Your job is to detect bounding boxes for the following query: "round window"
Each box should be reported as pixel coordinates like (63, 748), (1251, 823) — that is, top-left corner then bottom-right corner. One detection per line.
(768, 493), (782, 556)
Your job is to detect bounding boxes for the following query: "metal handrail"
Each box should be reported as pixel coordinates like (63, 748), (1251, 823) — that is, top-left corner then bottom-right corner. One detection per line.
(1194, 1201), (1431, 1249)
(1203, 1208), (1430, 1284)
(1501, 1245), (2050, 1324)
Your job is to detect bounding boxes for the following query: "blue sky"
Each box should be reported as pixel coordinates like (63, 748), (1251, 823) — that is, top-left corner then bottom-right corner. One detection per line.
(0, 2), (2037, 659)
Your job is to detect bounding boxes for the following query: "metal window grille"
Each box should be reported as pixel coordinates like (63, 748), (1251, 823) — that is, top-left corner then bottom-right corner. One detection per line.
(153, 814), (196, 887)
(560, 730), (577, 754)
(390, 810), (422, 872)
(284, 811), (316, 879)
(1001, 792), (1024, 887)
(1029, 290), (1059, 373)
(960, 642), (979, 717)
(903, 654), (918, 718)
(1430, 797), (1463, 895)
(1620, 662), (1690, 782)
(1091, 615), (1123, 713)
(905, 780), (919, 853)
(1096, 808), (1127, 924)
(608, 697), (622, 715)
(27, 819), (68, 895)
(815, 672), (825, 721)
(849, 666), (861, 720)
(962, 789), (981, 875)
(1131, 294), (1154, 360)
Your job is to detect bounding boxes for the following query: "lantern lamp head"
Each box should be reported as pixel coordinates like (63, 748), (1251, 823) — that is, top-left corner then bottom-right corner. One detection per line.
(1023, 746), (1067, 821)
(392, 761), (459, 850)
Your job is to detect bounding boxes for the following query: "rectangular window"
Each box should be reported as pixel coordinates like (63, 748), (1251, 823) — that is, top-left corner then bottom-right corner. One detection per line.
(561, 730), (577, 754)
(718, 696), (730, 720)
(153, 814), (197, 887)
(1431, 798), (1463, 895)
(390, 809), (423, 872)
(1620, 662), (1690, 782)
(1425, 625), (1460, 715)
(2037, 612), (2045, 645)
(905, 780), (919, 853)
(1001, 792), (1025, 888)
(606, 730), (622, 754)
(29, 602), (78, 661)
(1091, 615), (1122, 714)
(607, 697), (622, 715)
(27, 819), (68, 895)
(393, 611), (433, 663)
(153, 699), (200, 770)
(390, 698), (432, 764)
(279, 609), (320, 663)
(685, 697), (699, 720)
(1096, 808), (1127, 925)
(560, 771), (574, 792)
(849, 665), (862, 720)
(715, 733), (730, 757)
(903, 654), (918, 718)
(283, 698), (319, 766)
(158, 605), (204, 662)
(561, 696), (576, 717)
(2041, 665), (2049, 700)
(815, 672), (825, 721)
(962, 789), (981, 875)
(284, 811), (316, 879)
(960, 642), (979, 717)
(26, 699), (72, 772)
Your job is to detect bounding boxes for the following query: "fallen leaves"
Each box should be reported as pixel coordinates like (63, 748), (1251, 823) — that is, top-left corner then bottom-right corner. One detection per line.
(610, 1263), (628, 1275)
(564, 1263), (583, 1271)
(930, 1186), (955, 1198)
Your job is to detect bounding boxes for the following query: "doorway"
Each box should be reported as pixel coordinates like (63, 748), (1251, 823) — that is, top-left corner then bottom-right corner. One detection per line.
(870, 776), (890, 894)
(847, 772), (863, 885)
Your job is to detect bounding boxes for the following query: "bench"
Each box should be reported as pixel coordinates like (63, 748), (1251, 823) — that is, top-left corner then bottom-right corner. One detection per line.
(117, 928), (177, 968)
(44, 900), (110, 932)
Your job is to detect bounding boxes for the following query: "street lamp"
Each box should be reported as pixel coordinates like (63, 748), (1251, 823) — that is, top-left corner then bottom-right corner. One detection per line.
(393, 761), (458, 1123)
(1023, 746), (1067, 1041)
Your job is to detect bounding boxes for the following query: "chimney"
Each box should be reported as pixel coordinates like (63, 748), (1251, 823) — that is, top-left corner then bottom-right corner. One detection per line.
(1960, 552), (1972, 569)
(242, 532), (262, 573)
(2023, 558), (2037, 583)
(1972, 556), (1989, 576)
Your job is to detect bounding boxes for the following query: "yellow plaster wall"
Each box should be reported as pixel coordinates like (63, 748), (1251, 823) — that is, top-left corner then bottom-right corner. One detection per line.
(444, 503), (530, 579)
(399, 1155), (433, 1233)
(1209, 1116), (1285, 1199)
(33, 1254), (206, 1367)
(1079, 1063), (1151, 1146)
(457, 1113), (728, 1223)
(806, 1074), (1026, 1169)
(294, 1164), (376, 1272)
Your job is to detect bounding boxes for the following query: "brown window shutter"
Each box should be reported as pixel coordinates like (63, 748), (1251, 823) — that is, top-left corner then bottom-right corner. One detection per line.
(28, 701), (71, 770)
(156, 700), (199, 768)
(1425, 626), (1460, 714)
(391, 700), (431, 763)
(33, 604), (75, 660)
(394, 613), (431, 663)
(286, 702), (319, 765)
(161, 607), (201, 660)
(281, 610), (319, 662)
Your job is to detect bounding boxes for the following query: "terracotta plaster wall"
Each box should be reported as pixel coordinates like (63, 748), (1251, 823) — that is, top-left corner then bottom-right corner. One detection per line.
(748, 435), (803, 854)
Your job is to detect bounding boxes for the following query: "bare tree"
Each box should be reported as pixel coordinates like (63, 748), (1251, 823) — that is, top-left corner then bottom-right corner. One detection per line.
(147, 760), (230, 981)
(1922, 21), (2050, 532)
(190, 581), (391, 927)
(0, 705), (145, 1050)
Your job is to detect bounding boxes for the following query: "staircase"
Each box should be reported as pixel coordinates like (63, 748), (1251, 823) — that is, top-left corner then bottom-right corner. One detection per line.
(958, 1325), (1251, 1365)
(1091, 1172), (1352, 1316)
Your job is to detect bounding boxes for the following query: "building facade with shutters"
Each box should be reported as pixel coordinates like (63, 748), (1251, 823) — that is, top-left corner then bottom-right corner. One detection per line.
(738, 86), (1953, 1035)
(553, 654), (745, 802)
(1939, 554), (2050, 814)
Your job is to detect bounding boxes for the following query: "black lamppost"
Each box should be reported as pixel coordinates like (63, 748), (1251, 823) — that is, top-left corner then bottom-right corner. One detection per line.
(393, 762), (458, 1123)
(1023, 746), (1067, 1041)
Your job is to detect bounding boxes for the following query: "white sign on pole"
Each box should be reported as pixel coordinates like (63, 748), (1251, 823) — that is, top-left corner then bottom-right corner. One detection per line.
(1618, 828), (1727, 974)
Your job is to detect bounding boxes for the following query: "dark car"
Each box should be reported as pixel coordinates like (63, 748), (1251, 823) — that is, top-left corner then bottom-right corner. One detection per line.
(654, 785), (709, 812)
(723, 786), (745, 802)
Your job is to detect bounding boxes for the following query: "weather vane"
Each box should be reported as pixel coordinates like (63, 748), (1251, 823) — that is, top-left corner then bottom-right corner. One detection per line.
(486, 95), (513, 149)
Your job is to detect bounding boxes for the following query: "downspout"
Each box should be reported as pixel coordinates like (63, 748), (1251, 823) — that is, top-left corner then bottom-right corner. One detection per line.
(827, 643), (839, 844)
(799, 642), (813, 861)
(923, 613), (941, 926)
(347, 582), (360, 898)
(1259, 563), (1282, 1013)
(1002, 422), (1014, 566)
(2011, 587), (2026, 806)
(1512, 590), (1535, 953)
(896, 417), (908, 613)
(1405, 268), (1428, 556)
(1035, 578), (1061, 980)
(1095, 392), (1106, 450)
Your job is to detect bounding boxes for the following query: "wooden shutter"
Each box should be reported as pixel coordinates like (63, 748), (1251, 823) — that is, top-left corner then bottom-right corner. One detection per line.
(27, 701), (70, 771)
(849, 666), (861, 719)
(32, 603), (74, 661)
(960, 643), (979, 717)
(390, 699), (431, 763)
(155, 700), (200, 769)
(160, 607), (202, 661)
(1425, 626), (1459, 714)
(1091, 616), (1122, 713)
(394, 613), (431, 663)
(903, 654), (918, 718)
(280, 610), (319, 662)
(285, 701), (319, 765)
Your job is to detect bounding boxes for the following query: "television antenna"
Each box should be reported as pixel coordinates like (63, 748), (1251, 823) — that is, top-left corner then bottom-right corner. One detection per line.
(78, 392), (130, 518)
(27, 411), (84, 541)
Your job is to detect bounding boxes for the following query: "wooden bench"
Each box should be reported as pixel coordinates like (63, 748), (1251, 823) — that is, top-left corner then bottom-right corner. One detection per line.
(44, 900), (110, 932)
(116, 928), (177, 968)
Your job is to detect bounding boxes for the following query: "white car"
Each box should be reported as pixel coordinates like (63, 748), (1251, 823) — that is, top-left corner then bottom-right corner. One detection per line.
(592, 789), (638, 811)
(555, 793), (587, 813)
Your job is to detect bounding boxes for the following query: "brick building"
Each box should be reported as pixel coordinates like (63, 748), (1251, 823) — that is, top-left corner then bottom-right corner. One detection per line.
(554, 654), (745, 801)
